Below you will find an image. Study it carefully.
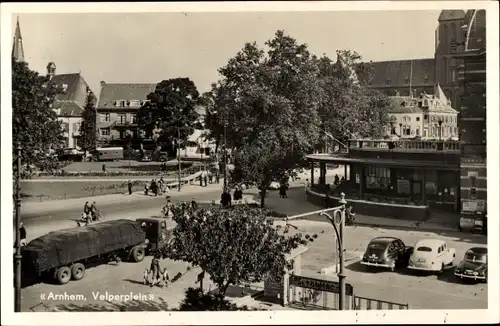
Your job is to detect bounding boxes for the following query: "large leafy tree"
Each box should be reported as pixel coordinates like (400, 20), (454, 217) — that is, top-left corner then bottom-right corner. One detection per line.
(208, 31), (323, 206)
(79, 89), (98, 152)
(12, 59), (64, 174)
(161, 204), (315, 303)
(317, 50), (390, 147)
(137, 78), (199, 151)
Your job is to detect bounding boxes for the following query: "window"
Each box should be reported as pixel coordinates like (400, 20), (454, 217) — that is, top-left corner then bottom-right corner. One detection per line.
(416, 246), (432, 252)
(100, 113), (110, 122)
(118, 114), (126, 124)
(403, 126), (411, 136)
(424, 115), (428, 121)
(404, 76), (409, 84)
(416, 117), (420, 122)
(424, 75), (429, 83)
(365, 167), (391, 190)
(416, 127), (420, 136)
(129, 100), (142, 107)
(385, 77), (391, 85)
(130, 114), (137, 123)
(101, 128), (110, 136)
(115, 100), (127, 107)
(438, 246), (442, 254)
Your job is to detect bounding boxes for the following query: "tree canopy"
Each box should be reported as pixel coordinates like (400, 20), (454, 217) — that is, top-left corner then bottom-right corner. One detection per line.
(203, 32), (390, 205)
(161, 203), (315, 300)
(79, 89), (98, 152)
(12, 59), (65, 174)
(137, 78), (200, 149)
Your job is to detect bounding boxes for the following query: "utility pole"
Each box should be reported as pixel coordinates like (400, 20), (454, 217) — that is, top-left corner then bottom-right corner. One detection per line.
(177, 127), (181, 192)
(14, 142), (22, 312)
(283, 194), (348, 310)
(319, 193), (347, 311)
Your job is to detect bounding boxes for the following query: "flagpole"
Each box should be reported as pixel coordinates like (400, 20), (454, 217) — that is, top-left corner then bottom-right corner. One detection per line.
(409, 60), (413, 97)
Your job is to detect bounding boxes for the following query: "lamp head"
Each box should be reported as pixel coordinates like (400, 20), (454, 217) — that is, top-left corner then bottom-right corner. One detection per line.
(339, 192), (347, 205)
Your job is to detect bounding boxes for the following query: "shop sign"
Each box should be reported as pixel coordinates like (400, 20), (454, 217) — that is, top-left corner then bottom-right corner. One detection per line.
(462, 200), (485, 212)
(289, 275), (353, 295)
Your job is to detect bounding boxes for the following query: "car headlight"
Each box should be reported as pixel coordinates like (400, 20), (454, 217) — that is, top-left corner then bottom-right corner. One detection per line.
(473, 272), (479, 276)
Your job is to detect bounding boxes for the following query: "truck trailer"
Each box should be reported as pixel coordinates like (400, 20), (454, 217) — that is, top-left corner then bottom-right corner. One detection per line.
(21, 219), (148, 285)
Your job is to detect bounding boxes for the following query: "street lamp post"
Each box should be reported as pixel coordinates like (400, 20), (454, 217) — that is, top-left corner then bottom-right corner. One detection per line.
(319, 192), (348, 310)
(14, 142), (22, 312)
(223, 122), (227, 189)
(177, 127), (181, 192)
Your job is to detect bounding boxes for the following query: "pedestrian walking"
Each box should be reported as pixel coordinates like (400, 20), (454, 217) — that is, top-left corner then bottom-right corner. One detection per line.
(144, 182), (150, 196)
(203, 171), (208, 187)
(128, 180), (133, 195)
(102, 164), (106, 173)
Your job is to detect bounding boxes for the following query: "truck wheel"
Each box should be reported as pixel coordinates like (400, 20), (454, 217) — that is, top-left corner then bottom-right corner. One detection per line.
(71, 263), (85, 281)
(55, 266), (72, 285)
(131, 246), (145, 262)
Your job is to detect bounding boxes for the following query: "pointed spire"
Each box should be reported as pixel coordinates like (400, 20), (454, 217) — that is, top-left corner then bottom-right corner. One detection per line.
(435, 83), (450, 106)
(12, 16), (25, 63)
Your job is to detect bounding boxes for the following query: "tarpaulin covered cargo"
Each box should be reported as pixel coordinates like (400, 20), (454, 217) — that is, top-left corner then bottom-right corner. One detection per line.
(22, 219), (146, 273)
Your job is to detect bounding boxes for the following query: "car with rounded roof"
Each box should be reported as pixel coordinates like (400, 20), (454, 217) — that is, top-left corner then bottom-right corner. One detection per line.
(454, 247), (488, 283)
(360, 237), (413, 271)
(408, 239), (456, 273)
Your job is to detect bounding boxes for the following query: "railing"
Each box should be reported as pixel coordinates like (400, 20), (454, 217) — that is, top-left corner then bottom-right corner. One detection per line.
(353, 295), (409, 310)
(348, 139), (460, 152)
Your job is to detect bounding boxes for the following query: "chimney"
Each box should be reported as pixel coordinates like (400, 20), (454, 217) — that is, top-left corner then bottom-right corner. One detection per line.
(46, 62), (56, 80)
(100, 81), (106, 87)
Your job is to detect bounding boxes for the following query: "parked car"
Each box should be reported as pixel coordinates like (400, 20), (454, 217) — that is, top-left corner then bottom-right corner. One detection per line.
(454, 247), (488, 283)
(268, 181), (280, 190)
(408, 239), (456, 273)
(360, 237), (413, 271)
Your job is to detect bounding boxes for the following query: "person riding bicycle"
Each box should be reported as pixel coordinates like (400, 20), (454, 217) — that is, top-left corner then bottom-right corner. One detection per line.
(90, 201), (99, 221)
(82, 201), (93, 224)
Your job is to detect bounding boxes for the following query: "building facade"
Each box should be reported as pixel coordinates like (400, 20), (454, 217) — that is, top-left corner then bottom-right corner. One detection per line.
(96, 82), (156, 146)
(386, 88), (458, 140)
(47, 63), (96, 149)
(453, 10), (487, 218)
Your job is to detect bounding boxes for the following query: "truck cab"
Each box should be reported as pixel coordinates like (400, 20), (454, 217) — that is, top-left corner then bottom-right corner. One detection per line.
(136, 217), (172, 254)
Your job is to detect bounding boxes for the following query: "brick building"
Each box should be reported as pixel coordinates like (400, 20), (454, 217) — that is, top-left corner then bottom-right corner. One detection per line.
(368, 10), (468, 111)
(453, 9), (487, 218)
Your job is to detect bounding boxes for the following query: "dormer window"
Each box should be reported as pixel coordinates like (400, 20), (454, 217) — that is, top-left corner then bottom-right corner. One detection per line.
(423, 75), (429, 83)
(115, 100), (127, 107)
(129, 100), (142, 107)
(404, 76), (409, 84)
(385, 77), (391, 85)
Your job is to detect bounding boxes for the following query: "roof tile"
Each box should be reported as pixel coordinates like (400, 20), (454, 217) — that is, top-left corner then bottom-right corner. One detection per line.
(97, 83), (157, 109)
(367, 59), (435, 88)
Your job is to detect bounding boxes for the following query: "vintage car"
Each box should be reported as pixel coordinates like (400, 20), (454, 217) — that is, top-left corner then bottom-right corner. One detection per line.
(454, 247), (488, 283)
(136, 217), (172, 254)
(360, 237), (413, 271)
(408, 239), (456, 273)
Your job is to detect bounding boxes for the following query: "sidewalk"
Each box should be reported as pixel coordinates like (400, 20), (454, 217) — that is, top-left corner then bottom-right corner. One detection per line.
(262, 187), (461, 234)
(21, 182), (223, 216)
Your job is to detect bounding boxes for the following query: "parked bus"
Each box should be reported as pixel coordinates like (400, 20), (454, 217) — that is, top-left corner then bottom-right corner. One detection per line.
(95, 147), (124, 161)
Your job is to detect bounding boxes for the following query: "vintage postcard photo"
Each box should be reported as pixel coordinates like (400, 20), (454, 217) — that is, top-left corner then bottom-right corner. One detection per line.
(1, 1), (498, 325)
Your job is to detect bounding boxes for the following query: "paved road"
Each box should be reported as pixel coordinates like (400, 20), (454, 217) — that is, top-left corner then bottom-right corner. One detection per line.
(285, 220), (488, 310)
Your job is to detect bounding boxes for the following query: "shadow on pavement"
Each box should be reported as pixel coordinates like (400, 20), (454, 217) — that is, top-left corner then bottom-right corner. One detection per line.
(345, 260), (386, 274)
(54, 297), (171, 311)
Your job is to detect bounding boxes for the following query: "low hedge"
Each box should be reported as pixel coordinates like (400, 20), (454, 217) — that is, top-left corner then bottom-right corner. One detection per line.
(33, 163), (198, 178)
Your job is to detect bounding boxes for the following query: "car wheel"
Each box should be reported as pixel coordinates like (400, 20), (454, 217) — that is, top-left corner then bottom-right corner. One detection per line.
(70, 263), (85, 281)
(131, 246), (145, 262)
(438, 263), (445, 274)
(55, 266), (72, 285)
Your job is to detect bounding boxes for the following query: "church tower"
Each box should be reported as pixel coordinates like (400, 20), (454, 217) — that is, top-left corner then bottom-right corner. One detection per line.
(434, 10), (466, 110)
(12, 16), (25, 63)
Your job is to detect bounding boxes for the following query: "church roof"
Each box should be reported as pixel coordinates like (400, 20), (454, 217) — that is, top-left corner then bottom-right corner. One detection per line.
(12, 17), (25, 62)
(438, 10), (466, 21)
(97, 83), (157, 109)
(464, 10), (486, 51)
(367, 58), (435, 87)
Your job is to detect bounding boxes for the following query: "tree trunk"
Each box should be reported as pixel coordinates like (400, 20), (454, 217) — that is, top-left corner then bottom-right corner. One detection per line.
(260, 188), (266, 208)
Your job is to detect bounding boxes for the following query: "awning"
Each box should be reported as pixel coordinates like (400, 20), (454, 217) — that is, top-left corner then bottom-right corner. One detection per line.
(306, 154), (459, 170)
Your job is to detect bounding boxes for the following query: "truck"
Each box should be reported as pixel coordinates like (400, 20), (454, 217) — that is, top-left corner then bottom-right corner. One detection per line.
(95, 147), (124, 161)
(21, 219), (149, 285)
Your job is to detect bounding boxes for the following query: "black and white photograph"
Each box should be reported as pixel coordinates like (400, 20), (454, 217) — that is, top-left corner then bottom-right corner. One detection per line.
(1, 1), (498, 325)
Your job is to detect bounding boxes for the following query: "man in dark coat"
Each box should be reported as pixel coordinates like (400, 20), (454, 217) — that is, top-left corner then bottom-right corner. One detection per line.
(128, 180), (133, 195)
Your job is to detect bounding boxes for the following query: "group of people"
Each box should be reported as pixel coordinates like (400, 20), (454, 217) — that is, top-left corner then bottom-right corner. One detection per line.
(144, 177), (170, 196)
(220, 186), (244, 208)
(80, 201), (100, 226)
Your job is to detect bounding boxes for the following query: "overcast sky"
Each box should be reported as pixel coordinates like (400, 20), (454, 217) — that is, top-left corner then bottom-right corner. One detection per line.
(13, 10), (440, 97)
